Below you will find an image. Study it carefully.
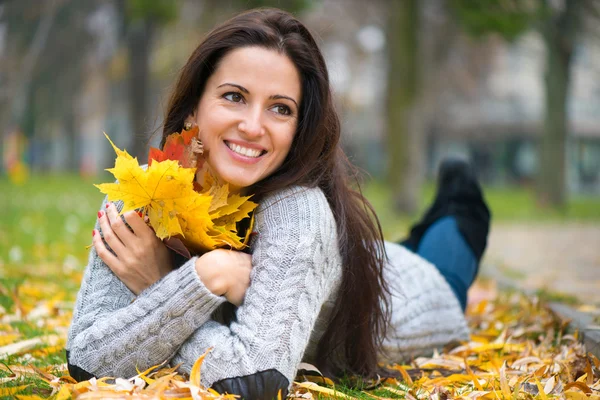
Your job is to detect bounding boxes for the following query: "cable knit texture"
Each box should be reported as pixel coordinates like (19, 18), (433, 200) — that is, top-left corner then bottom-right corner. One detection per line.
(67, 185), (468, 388)
(170, 186), (342, 387)
(67, 199), (226, 379)
(379, 241), (470, 362)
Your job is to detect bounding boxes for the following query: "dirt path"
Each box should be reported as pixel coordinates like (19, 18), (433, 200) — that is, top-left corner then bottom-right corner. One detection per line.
(481, 222), (600, 304)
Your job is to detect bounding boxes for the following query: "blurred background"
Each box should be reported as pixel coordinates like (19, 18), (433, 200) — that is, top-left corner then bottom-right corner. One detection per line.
(1, 0), (599, 303)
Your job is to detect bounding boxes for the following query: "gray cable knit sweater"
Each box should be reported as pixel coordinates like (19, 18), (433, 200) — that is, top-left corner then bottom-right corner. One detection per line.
(67, 185), (468, 391)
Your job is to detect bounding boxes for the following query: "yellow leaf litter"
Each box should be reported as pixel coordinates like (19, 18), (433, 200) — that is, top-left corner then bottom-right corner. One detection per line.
(1, 273), (599, 399)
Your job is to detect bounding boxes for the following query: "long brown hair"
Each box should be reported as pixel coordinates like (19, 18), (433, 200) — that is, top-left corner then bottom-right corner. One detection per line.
(161, 8), (390, 378)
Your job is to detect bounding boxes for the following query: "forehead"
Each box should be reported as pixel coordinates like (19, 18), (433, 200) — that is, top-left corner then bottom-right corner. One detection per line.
(209, 46), (301, 100)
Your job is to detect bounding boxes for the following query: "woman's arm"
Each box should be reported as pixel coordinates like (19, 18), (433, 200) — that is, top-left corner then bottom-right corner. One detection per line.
(170, 186), (342, 399)
(66, 198), (226, 380)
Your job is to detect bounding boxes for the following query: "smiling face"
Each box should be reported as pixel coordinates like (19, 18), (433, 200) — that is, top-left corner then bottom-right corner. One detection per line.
(190, 46), (302, 193)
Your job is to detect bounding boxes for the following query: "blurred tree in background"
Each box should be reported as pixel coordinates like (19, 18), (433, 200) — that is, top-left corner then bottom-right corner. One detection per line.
(0, 0), (101, 171)
(1, 0), (599, 209)
(385, 0), (422, 214)
(537, 1), (592, 209)
(118, 0), (178, 160)
(450, 0), (600, 209)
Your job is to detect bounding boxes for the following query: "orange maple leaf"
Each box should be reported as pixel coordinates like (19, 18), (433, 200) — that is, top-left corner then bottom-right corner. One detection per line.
(148, 125), (204, 171)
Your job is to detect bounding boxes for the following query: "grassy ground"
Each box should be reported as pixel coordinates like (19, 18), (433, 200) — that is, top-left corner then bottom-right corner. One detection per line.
(0, 175), (106, 398)
(0, 174), (107, 269)
(1, 174), (599, 398)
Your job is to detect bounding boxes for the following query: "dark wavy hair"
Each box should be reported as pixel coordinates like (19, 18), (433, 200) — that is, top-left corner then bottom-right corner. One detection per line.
(161, 8), (390, 378)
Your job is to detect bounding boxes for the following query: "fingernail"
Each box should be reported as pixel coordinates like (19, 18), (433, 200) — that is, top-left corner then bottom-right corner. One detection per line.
(98, 211), (103, 218)
(137, 211), (143, 218)
(92, 230), (96, 237)
(105, 203), (110, 209)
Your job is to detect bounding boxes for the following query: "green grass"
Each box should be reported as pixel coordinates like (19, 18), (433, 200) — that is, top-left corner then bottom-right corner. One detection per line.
(0, 174), (108, 268)
(0, 174), (109, 399)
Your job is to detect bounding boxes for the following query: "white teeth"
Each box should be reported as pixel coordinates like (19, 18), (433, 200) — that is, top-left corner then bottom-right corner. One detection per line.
(226, 141), (262, 158)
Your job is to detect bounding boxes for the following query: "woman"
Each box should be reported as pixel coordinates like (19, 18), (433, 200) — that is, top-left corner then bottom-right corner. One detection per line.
(67, 8), (489, 399)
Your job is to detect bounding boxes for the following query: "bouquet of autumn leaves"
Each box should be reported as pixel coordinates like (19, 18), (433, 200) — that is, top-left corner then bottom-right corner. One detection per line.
(95, 126), (257, 256)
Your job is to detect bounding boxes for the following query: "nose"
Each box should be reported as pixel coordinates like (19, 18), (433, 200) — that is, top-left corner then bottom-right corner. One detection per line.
(238, 106), (265, 138)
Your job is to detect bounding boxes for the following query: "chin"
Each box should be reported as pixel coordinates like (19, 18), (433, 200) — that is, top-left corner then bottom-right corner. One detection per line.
(221, 173), (259, 192)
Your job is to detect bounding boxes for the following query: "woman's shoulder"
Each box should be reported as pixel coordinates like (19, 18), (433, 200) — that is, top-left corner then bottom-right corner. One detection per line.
(254, 185), (336, 232)
(257, 185), (329, 213)
(259, 185), (327, 209)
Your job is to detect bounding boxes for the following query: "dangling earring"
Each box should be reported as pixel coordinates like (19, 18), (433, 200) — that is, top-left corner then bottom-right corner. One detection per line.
(184, 121), (193, 131)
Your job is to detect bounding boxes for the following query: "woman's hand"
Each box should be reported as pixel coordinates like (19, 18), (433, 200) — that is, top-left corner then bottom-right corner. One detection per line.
(195, 249), (252, 306)
(93, 202), (173, 295)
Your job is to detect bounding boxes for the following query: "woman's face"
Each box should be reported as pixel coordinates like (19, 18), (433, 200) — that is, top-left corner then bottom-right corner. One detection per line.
(191, 46), (302, 193)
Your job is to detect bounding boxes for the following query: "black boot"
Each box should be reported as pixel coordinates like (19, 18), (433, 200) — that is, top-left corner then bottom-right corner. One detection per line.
(401, 158), (491, 263)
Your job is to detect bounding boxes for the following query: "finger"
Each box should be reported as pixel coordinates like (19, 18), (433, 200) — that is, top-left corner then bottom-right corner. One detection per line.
(92, 229), (122, 272)
(123, 210), (154, 239)
(97, 209), (127, 256)
(105, 202), (136, 243)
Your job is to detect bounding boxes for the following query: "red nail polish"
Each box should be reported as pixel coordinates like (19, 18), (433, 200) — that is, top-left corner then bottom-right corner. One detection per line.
(92, 230), (96, 237)
(98, 211), (103, 218)
(105, 203), (110, 208)
(137, 211), (143, 218)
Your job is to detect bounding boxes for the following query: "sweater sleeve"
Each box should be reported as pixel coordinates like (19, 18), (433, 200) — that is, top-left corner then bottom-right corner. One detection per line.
(66, 197), (226, 379)
(170, 186), (342, 398)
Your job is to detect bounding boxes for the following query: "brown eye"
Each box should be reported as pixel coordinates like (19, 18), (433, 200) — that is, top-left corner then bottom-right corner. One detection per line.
(224, 92), (243, 103)
(272, 105), (291, 116)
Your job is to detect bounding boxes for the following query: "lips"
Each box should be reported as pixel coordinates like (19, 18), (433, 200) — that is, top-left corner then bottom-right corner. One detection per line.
(224, 140), (266, 158)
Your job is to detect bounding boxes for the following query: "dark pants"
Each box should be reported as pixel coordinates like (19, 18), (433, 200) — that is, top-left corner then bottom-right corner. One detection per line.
(402, 216), (477, 311)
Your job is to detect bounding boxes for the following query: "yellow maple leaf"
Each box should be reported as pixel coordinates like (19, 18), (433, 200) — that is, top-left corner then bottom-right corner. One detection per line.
(213, 195), (257, 228)
(211, 193), (256, 219)
(210, 192), (257, 250)
(95, 134), (198, 240)
(206, 181), (230, 213)
(197, 170), (258, 250)
(176, 193), (220, 253)
(207, 226), (246, 250)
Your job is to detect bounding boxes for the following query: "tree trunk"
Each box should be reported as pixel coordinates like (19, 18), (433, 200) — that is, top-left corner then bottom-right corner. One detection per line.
(1, 2), (57, 170)
(386, 0), (422, 214)
(537, 1), (579, 208)
(127, 19), (155, 160)
(77, 61), (109, 176)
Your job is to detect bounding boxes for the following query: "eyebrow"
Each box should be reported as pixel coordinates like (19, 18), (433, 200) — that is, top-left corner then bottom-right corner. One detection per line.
(217, 82), (299, 109)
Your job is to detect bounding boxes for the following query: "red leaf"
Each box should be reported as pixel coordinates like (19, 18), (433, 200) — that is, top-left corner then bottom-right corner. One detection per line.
(148, 147), (166, 166)
(147, 125), (204, 171)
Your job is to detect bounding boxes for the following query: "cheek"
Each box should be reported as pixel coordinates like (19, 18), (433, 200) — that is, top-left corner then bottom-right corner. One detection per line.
(276, 131), (296, 162)
(197, 108), (231, 144)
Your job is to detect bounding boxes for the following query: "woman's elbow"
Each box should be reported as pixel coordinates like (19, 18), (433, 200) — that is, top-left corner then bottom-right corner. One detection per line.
(66, 349), (96, 382)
